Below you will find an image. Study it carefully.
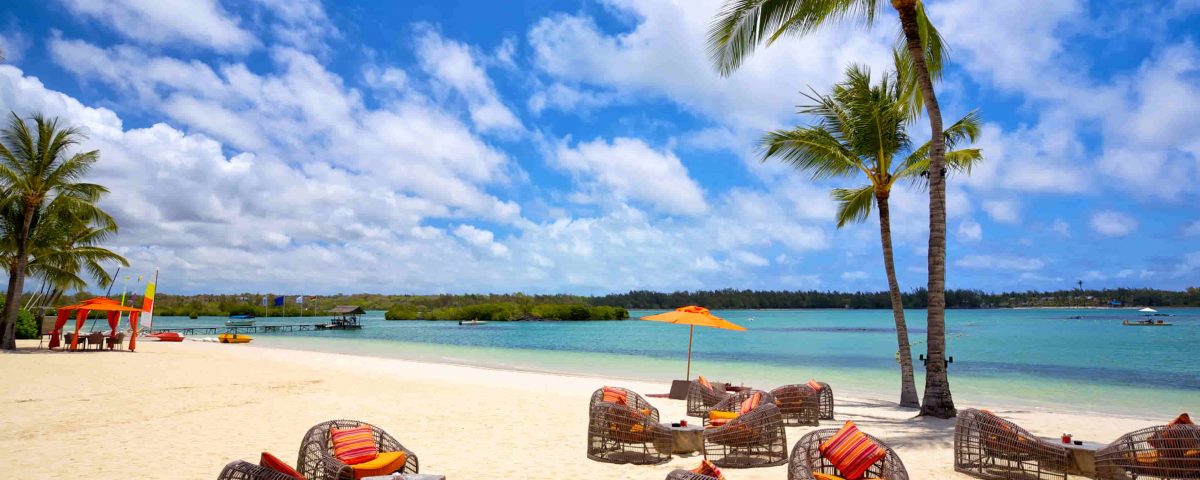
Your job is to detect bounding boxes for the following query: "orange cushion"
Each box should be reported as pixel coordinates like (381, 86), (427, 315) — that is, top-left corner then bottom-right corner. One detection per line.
(808, 380), (823, 392)
(740, 392), (762, 415)
(819, 421), (887, 480)
(813, 475), (883, 480)
(698, 376), (714, 391)
(330, 426), (379, 465)
(691, 459), (726, 479)
(1149, 413), (1197, 450)
(601, 386), (629, 405)
(259, 452), (304, 479)
(348, 451), (407, 479)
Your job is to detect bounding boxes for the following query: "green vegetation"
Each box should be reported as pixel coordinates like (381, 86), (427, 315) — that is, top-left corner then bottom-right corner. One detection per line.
(14, 309), (36, 339)
(0, 112), (127, 349)
(594, 288), (1200, 309)
(385, 302), (628, 321)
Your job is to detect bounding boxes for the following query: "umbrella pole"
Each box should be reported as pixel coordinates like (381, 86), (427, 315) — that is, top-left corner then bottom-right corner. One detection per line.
(686, 324), (694, 380)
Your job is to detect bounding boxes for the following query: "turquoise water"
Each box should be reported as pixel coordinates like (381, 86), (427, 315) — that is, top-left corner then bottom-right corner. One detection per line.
(150, 308), (1199, 416)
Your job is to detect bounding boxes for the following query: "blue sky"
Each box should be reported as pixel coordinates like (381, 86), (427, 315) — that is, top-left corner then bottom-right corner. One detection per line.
(0, 0), (1197, 295)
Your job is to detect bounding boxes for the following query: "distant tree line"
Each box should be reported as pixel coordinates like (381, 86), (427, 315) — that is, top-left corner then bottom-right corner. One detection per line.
(385, 302), (628, 321)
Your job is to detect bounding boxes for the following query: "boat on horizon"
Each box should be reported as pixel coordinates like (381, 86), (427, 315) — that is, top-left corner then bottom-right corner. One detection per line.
(459, 319), (487, 326)
(1122, 319), (1172, 327)
(225, 317), (256, 327)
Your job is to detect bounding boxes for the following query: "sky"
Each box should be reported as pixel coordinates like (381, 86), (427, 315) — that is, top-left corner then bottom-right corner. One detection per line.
(0, 0), (1197, 295)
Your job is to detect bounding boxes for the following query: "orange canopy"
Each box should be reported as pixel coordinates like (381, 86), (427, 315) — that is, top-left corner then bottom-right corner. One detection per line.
(640, 306), (745, 380)
(50, 297), (142, 351)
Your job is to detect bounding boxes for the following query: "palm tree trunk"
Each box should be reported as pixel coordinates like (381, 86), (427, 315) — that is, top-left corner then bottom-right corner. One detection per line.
(877, 192), (920, 408)
(1, 207), (34, 350)
(894, 0), (956, 418)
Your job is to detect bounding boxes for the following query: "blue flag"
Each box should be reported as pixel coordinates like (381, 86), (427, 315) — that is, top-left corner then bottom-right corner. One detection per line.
(274, 296), (285, 307)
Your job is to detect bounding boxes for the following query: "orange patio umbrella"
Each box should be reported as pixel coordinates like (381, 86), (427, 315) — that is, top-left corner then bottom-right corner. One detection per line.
(641, 306), (745, 380)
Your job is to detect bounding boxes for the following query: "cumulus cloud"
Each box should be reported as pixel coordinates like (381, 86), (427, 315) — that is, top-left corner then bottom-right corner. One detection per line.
(57, 0), (258, 52)
(1090, 210), (1138, 237)
(552, 137), (708, 216)
(414, 25), (523, 134)
(841, 271), (869, 281)
(957, 219), (983, 242)
(982, 200), (1021, 224)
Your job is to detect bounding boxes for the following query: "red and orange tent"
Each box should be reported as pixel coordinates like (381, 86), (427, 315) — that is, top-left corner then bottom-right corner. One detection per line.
(48, 297), (144, 351)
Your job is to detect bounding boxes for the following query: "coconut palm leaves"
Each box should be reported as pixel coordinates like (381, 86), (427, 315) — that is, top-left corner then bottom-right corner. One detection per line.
(0, 112), (124, 349)
(760, 63), (981, 408)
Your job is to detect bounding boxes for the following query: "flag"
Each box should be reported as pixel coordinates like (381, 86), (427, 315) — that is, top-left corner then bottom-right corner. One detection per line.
(274, 296), (285, 307)
(261, 296), (268, 306)
(296, 296), (304, 304)
(140, 281), (156, 330)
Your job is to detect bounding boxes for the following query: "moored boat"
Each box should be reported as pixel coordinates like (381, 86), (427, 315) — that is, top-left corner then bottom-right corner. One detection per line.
(1122, 320), (1172, 327)
(218, 333), (253, 343)
(225, 318), (256, 327)
(147, 331), (185, 342)
(459, 319), (487, 326)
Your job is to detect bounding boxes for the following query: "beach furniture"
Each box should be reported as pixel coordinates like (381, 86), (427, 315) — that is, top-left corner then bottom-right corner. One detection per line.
(37, 315), (56, 349)
(788, 422), (909, 480)
(640, 306), (747, 381)
(106, 331), (125, 350)
(954, 409), (1069, 480)
(688, 377), (734, 417)
(667, 459), (727, 479)
(86, 331), (105, 350)
(297, 420), (419, 480)
(587, 386), (674, 465)
(217, 460), (301, 480)
(704, 389), (776, 426)
(771, 383), (822, 426)
(1094, 415), (1200, 480)
(815, 382), (834, 420)
(702, 398), (788, 468)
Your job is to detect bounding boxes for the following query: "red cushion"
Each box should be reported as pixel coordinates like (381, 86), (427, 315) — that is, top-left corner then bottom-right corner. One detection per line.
(691, 459), (726, 479)
(260, 452), (304, 479)
(819, 421), (887, 480)
(331, 426), (379, 465)
(739, 392), (762, 415)
(807, 380), (823, 392)
(601, 386), (629, 405)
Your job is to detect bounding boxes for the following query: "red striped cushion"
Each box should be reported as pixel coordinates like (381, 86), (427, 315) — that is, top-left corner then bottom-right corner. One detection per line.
(330, 426), (379, 465)
(819, 421), (886, 480)
(739, 392), (762, 415)
(698, 375), (714, 391)
(601, 386), (629, 405)
(259, 452), (304, 479)
(691, 459), (726, 479)
(807, 379), (823, 392)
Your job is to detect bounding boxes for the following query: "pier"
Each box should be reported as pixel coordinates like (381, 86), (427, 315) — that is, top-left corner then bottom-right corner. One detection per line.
(149, 324), (318, 335)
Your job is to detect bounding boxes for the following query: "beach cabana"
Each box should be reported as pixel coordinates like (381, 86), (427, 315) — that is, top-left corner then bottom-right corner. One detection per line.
(48, 297), (144, 352)
(640, 306), (745, 380)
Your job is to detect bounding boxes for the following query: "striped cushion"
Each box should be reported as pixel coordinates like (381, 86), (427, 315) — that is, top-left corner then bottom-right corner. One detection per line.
(1149, 413), (1197, 450)
(739, 392), (762, 415)
(698, 376), (714, 391)
(601, 386), (629, 405)
(808, 379), (823, 392)
(691, 459), (726, 479)
(331, 426), (379, 465)
(259, 452), (304, 479)
(819, 421), (886, 480)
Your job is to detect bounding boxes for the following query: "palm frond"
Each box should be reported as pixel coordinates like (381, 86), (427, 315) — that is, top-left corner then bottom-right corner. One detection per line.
(760, 127), (867, 180)
(832, 184), (876, 228)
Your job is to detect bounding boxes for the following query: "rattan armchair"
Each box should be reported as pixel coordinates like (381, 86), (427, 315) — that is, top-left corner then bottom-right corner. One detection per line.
(296, 419), (419, 480)
(687, 380), (733, 418)
(216, 460), (298, 480)
(954, 409), (1068, 480)
(788, 428), (909, 480)
(666, 469), (720, 480)
(703, 402), (788, 468)
(816, 382), (834, 420)
(1095, 423), (1200, 480)
(770, 384), (821, 426)
(704, 389), (776, 426)
(587, 387), (673, 465)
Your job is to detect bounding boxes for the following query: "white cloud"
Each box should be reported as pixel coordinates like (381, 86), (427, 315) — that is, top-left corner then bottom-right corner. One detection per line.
(1090, 210), (1138, 237)
(841, 271), (869, 281)
(729, 250), (768, 267)
(414, 25), (523, 134)
(0, 24), (31, 63)
(1184, 220), (1200, 237)
(453, 225), (510, 257)
(246, 0), (338, 51)
(1050, 219), (1071, 237)
(553, 137), (708, 216)
(956, 255), (1045, 271)
(982, 200), (1021, 224)
(57, 0), (258, 52)
(957, 219), (983, 242)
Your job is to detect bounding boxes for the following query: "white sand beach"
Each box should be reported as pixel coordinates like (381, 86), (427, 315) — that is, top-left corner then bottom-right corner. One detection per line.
(0, 340), (1164, 479)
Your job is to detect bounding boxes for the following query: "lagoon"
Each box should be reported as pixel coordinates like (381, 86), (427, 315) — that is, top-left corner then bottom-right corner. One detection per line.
(151, 307), (1199, 416)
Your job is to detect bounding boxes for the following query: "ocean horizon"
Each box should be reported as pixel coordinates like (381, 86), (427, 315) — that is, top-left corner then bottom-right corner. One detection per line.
(150, 307), (1199, 417)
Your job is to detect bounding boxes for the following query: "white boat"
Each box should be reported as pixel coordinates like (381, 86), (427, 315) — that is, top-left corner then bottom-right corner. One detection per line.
(225, 319), (256, 327)
(459, 320), (487, 326)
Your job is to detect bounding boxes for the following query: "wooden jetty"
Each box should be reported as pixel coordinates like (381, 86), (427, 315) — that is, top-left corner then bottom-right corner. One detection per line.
(149, 324), (317, 335)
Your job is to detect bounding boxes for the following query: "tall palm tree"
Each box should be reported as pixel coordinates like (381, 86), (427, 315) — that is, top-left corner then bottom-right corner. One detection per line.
(708, 0), (959, 417)
(0, 112), (108, 349)
(761, 62), (980, 409)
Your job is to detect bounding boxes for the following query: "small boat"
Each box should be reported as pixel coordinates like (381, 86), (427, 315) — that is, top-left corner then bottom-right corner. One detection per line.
(1123, 320), (1172, 327)
(218, 333), (253, 343)
(459, 319), (487, 326)
(147, 332), (185, 342)
(316, 306), (365, 330)
(225, 319), (256, 327)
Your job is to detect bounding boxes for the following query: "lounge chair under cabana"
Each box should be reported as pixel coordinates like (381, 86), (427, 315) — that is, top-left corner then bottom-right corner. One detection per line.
(954, 408), (1068, 480)
(788, 424), (909, 480)
(296, 420), (418, 480)
(1094, 416), (1200, 480)
(587, 386), (674, 465)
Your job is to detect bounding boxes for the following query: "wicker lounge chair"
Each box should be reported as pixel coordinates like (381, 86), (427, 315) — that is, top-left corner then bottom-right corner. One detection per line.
(587, 386), (674, 465)
(296, 419), (419, 480)
(770, 384), (821, 426)
(703, 402), (788, 468)
(788, 428), (909, 480)
(816, 382), (834, 420)
(666, 469), (721, 480)
(106, 332), (125, 350)
(1095, 423), (1200, 480)
(216, 460), (298, 480)
(954, 409), (1069, 480)
(704, 389), (777, 426)
(687, 379), (733, 418)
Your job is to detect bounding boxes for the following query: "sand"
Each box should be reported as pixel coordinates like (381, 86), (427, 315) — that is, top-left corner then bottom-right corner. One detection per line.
(0, 339), (1163, 479)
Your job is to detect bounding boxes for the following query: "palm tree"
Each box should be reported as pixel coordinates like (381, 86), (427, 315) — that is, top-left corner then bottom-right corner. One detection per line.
(708, 0), (958, 417)
(0, 112), (108, 349)
(761, 62), (980, 409)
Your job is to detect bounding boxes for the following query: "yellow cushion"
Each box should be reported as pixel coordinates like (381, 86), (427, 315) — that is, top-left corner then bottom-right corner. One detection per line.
(349, 451), (407, 479)
(709, 410), (739, 421)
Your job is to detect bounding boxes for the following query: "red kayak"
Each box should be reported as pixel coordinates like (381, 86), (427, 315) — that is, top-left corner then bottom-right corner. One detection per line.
(147, 332), (185, 342)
